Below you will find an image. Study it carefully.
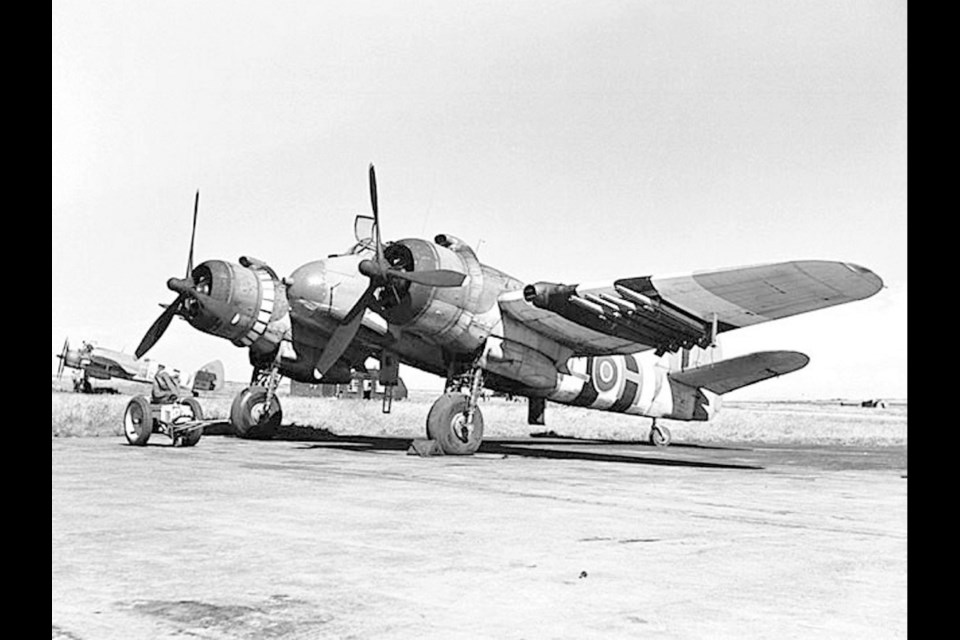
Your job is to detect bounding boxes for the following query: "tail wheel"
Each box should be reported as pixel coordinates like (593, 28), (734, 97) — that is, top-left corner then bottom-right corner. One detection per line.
(175, 398), (203, 447)
(426, 392), (484, 455)
(123, 396), (154, 446)
(649, 423), (672, 447)
(230, 386), (282, 439)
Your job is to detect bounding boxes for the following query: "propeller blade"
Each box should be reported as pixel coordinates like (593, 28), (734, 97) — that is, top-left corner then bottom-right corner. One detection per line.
(368, 164), (378, 220)
(368, 164), (383, 266)
(57, 337), (69, 379)
(186, 190), (199, 278)
(314, 286), (376, 378)
(359, 259), (465, 288)
(136, 295), (184, 358)
(357, 165), (464, 297)
(387, 268), (466, 288)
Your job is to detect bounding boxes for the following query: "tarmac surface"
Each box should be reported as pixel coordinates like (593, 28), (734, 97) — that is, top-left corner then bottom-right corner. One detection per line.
(52, 433), (907, 639)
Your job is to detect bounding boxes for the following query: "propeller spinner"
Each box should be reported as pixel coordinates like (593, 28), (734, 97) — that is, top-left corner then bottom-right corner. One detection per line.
(313, 165), (466, 378)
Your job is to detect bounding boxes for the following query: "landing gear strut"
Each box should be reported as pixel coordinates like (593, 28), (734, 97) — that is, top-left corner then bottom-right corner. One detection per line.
(230, 362), (283, 439)
(427, 364), (485, 455)
(74, 375), (93, 394)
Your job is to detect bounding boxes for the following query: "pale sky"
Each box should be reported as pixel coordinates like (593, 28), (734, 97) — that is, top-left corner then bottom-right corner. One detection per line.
(52, 0), (907, 400)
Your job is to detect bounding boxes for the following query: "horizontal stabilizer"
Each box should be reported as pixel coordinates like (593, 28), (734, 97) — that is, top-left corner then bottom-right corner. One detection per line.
(668, 351), (809, 395)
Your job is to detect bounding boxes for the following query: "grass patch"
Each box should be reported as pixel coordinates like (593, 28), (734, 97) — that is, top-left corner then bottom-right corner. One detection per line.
(52, 389), (907, 447)
(52, 393), (132, 438)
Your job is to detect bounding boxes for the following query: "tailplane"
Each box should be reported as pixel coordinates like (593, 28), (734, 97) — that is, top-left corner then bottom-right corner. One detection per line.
(668, 350), (809, 395)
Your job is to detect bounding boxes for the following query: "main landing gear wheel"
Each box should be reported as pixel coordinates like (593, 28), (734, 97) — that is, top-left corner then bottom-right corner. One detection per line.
(124, 395), (154, 446)
(649, 421), (672, 448)
(426, 392), (484, 455)
(230, 386), (282, 439)
(174, 397), (204, 447)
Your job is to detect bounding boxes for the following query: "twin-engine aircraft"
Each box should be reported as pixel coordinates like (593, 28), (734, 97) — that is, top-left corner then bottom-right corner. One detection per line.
(56, 337), (223, 395)
(134, 166), (883, 451)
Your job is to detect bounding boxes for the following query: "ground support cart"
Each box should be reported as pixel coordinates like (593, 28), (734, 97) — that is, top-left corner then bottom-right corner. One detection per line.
(123, 395), (213, 447)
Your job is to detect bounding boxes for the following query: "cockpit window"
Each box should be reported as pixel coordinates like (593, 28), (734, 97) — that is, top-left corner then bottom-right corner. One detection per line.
(354, 215), (376, 244)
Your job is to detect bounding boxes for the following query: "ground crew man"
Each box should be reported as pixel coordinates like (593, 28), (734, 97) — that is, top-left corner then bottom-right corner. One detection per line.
(151, 364), (181, 404)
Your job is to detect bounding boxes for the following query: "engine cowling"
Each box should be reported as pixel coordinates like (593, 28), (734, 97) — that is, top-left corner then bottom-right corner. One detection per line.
(378, 237), (495, 354)
(185, 258), (289, 356)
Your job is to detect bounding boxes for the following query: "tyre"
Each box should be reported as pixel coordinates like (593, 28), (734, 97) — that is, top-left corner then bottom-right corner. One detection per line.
(175, 398), (203, 447)
(230, 386), (282, 439)
(649, 424), (672, 447)
(123, 396), (154, 446)
(426, 392), (484, 455)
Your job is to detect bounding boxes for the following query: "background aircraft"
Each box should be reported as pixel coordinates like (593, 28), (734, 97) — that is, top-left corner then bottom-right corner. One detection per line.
(134, 166), (883, 451)
(56, 337), (223, 395)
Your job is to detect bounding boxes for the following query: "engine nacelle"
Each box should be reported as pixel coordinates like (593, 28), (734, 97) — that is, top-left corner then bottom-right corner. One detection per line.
(186, 259), (289, 356)
(379, 237), (491, 353)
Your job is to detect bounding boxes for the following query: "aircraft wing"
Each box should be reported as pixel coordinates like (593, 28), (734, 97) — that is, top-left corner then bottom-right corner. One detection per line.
(501, 260), (883, 357)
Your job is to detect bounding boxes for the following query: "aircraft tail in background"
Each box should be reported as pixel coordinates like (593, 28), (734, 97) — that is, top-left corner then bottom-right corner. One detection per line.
(188, 360), (225, 394)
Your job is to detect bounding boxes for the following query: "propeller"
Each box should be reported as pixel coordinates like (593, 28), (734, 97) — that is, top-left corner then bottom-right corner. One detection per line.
(356, 165), (466, 288)
(56, 337), (69, 379)
(313, 165), (466, 379)
(313, 286), (377, 377)
(136, 292), (186, 358)
(135, 190), (231, 358)
(186, 190), (199, 278)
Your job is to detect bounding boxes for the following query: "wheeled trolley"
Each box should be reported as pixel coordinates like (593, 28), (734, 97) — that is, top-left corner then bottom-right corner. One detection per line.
(123, 395), (208, 447)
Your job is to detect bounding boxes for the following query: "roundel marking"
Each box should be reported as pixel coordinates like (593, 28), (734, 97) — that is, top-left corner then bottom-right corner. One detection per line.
(594, 356), (619, 392)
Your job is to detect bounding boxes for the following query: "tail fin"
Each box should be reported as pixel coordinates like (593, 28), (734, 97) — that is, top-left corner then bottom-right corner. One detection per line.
(668, 351), (809, 395)
(190, 360), (224, 393)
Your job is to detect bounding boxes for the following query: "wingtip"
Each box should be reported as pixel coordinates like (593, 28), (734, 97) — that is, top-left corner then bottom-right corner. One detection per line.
(787, 350), (811, 369)
(755, 350), (810, 372)
(842, 262), (884, 297)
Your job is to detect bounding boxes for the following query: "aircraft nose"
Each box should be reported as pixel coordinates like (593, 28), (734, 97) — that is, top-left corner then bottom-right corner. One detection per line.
(286, 261), (330, 308)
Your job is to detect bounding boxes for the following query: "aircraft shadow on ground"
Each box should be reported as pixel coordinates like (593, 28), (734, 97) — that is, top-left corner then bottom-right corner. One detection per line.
(527, 431), (750, 452)
(228, 423), (763, 470)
